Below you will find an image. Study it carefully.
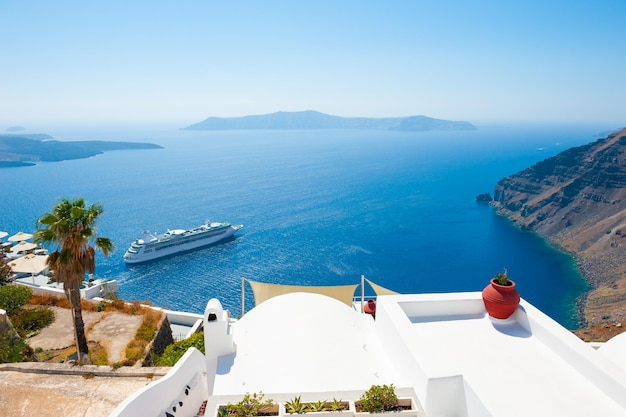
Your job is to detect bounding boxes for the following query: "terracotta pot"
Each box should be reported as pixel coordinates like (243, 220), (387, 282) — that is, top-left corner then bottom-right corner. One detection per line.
(364, 299), (376, 319)
(482, 278), (520, 319)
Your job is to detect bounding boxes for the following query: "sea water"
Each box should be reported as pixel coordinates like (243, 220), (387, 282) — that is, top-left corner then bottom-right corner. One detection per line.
(0, 124), (616, 328)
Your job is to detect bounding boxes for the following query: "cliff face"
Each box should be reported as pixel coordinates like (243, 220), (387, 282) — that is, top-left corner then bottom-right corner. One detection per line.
(493, 127), (626, 325)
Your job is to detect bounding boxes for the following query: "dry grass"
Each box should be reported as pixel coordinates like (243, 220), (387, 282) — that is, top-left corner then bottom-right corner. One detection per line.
(29, 293), (154, 315)
(124, 308), (162, 365)
(26, 294), (165, 365)
(89, 342), (109, 365)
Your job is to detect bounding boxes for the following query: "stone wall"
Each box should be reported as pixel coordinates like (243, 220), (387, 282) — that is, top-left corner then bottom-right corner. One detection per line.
(144, 313), (174, 365)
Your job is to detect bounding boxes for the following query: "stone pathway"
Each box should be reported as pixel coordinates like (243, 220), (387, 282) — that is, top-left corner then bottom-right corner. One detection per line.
(0, 363), (166, 417)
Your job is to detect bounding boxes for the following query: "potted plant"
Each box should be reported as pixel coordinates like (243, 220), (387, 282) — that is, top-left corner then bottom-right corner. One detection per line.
(307, 400), (329, 413)
(354, 384), (418, 417)
(482, 268), (520, 319)
(218, 392), (279, 417)
(285, 396), (352, 417)
(328, 398), (350, 412)
(285, 396), (309, 414)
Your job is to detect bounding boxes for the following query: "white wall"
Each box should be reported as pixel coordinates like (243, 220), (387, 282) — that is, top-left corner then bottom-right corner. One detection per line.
(109, 348), (208, 417)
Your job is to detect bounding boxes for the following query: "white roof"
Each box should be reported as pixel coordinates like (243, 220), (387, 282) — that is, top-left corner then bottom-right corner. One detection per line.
(375, 293), (626, 417)
(599, 331), (626, 372)
(214, 291), (626, 416)
(108, 291), (626, 417)
(212, 292), (397, 395)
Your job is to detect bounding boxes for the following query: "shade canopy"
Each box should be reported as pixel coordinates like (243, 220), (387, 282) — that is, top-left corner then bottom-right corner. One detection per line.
(8, 254), (49, 274)
(8, 231), (33, 242)
(10, 241), (37, 253)
(0, 231), (8, 239)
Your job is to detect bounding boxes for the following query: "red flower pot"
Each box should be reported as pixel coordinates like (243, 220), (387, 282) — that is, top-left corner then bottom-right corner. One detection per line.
(482, 278), (520, 319)
(364, 299), (376, 319)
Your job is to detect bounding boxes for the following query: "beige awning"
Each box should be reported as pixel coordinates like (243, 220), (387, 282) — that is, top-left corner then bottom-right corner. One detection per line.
(365, 278), (399, 295)
(8, 231), (33, 242)
(0, 231), (8, 239)
(10, 241), (37, 253)
(245, 277), (401, 310)
(9, 254), (49, 274)
(247, 280), (360, 307)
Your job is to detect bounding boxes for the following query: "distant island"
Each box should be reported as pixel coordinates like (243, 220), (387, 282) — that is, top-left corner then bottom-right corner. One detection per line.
(0, 134), (163, 168)
(490, 127), (626, 327)
(5, 126), (26, 132)
(182, 110), (476, 131)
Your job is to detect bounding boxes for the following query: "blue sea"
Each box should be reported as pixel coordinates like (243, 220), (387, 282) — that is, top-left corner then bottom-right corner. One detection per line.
(0, 123), (617, 329)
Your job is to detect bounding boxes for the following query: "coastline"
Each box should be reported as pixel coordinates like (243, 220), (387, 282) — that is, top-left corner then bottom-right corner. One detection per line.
(500, 215), (626, 330)
(490, 127), (626, 331)
(544, 216), (626, 328)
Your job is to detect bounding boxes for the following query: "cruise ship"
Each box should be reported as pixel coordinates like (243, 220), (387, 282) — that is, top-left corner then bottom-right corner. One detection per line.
(123, 221), (242, 264)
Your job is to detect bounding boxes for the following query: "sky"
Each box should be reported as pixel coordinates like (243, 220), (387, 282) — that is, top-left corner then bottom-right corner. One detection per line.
(1, 1), (625, 128)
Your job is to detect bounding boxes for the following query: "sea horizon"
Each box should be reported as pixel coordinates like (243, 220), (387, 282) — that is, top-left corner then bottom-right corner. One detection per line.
(0, 122), (621, 329)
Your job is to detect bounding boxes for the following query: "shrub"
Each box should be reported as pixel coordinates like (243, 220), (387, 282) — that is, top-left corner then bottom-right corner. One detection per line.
(0, 260), (12, 286)
(10, 306), (55, 336)
(357, 384), (398, 413)
(0, 285), (33, 315)
(222, 392), (275, 417)
(156, 331), (205, 366)
(0, 329), (32, 363)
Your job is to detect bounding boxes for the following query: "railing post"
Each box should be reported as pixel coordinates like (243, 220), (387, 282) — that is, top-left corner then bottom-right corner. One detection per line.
(361, 275), (365, 313)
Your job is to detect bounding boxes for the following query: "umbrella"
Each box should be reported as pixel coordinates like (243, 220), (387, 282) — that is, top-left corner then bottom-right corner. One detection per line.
(0, 231), (7, 239)
(8, 231), (33, 242)
(8, 254), (49, 275)
(10, 241), (37, 253)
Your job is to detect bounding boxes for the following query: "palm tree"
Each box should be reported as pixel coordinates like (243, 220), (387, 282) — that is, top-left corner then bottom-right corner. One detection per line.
(34, 197), (113, 360)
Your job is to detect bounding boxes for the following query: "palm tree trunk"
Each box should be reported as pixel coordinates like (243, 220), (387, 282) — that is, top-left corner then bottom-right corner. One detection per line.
(66, 287), (89, 355)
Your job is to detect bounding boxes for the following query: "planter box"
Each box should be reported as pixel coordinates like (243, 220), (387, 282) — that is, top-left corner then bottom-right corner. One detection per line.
(354, 398), (421, 417)
(284, 401), (354, 417)
(216, 403), (281, 417)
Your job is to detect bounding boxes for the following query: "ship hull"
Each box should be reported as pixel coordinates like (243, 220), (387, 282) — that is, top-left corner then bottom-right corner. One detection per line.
(124, 224), (242, 264)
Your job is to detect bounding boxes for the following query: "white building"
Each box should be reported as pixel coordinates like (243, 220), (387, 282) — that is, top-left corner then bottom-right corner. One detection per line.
(109, 286), (626, 417)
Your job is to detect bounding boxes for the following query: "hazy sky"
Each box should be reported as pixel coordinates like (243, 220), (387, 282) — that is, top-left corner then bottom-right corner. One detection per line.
(1, 1), (625, 127)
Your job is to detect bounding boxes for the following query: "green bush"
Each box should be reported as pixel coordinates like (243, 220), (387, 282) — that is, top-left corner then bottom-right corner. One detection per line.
(0, 329), (32, 363)
(0, 260), (12, 286)
(0, 285), (33, 315)
(222, 392), (275, 417)
(156, 331), (204, 366)
(358, 384), (398, 413)
(10, 306), (55, 336)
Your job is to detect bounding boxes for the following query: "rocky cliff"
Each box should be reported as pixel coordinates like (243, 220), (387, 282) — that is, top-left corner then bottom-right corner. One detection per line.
(492, 127), (626, 325)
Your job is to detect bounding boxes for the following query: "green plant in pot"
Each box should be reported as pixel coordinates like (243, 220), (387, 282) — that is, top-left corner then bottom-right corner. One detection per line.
(308, 400), (329, 413)
(357, 384), (399, 413)
(285, 396), (308, 414)
(329, 398), (346, 412)
(221, 392), (276, 417)
(493, 269), (511, 286)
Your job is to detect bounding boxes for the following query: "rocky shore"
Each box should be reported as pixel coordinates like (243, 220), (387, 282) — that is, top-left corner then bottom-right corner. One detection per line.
(491, 127), (626, 331)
